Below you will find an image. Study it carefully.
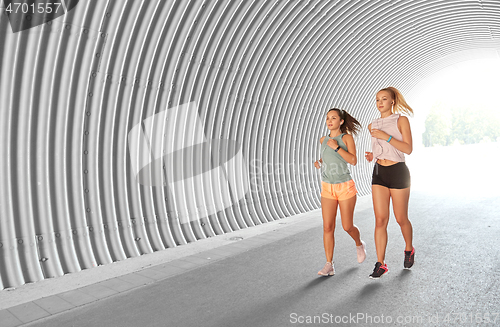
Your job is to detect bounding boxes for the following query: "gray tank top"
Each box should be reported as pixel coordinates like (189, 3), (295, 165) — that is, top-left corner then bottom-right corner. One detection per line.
(320, 133), (352, 184)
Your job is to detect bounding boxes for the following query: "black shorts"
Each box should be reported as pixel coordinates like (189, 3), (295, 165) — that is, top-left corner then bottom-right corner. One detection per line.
(372, 162), (411, 189)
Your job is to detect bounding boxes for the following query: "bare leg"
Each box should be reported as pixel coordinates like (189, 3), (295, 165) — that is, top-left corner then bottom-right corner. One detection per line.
(372, 185), (391, 264)
(390, 187), (413, 251)
(321, 196), (338, 262)
(339, 195), (362, 246)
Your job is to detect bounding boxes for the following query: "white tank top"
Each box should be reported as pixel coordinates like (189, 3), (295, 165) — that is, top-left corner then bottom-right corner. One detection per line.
(371, 114), (405, 162)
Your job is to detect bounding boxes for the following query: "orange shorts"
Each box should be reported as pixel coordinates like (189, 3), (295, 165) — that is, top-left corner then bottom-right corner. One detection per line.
(321, 180), (357, 201)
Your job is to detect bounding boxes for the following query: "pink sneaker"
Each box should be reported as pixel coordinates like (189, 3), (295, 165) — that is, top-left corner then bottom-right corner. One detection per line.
(357, 240), (366, 263)
(318, 262), (335, 276)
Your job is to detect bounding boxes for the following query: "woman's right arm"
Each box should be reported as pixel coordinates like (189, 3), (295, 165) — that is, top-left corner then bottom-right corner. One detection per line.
(314, 136), (326, 169)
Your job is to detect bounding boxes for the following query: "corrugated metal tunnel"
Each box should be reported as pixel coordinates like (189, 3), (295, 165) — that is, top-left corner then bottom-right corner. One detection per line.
(0, 0), (499, 289)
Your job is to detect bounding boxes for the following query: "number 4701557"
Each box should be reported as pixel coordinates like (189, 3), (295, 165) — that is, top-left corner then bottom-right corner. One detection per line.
(5, 2), (63, 14)
(443, 312), (498, 324)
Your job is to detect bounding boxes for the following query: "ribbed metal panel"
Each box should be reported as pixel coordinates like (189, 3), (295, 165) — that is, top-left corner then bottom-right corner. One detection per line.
(0, 0), (499, 289)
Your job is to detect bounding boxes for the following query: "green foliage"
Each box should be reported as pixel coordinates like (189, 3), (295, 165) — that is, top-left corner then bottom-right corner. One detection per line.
(423, 103), (500, 147)
(422, 105), (450, 147)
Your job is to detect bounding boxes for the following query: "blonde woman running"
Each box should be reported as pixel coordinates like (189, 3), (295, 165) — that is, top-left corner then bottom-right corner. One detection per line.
(365, 87), (415, 279)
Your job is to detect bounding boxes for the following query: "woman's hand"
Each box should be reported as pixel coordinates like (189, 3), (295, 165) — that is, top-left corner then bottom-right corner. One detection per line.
(365, 152), (373, 162)
(327, 138), (338, 149)
(314, 160), (321, 169)
(370, 129), (390, 141)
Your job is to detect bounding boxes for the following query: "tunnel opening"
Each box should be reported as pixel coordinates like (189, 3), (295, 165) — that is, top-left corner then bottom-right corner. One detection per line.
(407, 57), (500, 196)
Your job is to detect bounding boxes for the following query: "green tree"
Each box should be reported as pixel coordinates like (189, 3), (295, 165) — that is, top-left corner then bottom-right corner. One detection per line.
(423, 102), (500, 147)
(449, 107), (498, 145)
(484, 114), (500, 142)
(422, 103), (450, 147)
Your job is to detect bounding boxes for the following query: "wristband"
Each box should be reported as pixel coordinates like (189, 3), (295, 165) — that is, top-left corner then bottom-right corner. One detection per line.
(335, 145), (341, 152)
(387, 136), (392, 143)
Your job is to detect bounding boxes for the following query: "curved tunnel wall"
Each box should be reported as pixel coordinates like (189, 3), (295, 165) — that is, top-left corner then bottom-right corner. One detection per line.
(0, 0), (499, 289)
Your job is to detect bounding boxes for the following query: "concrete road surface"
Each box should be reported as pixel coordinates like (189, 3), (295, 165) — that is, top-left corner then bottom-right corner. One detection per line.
(21, 188), (500, 327)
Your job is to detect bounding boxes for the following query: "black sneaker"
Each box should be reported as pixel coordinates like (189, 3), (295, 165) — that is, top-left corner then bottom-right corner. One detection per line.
(404, 247), (415, 269)
(369, 262), (388, 279)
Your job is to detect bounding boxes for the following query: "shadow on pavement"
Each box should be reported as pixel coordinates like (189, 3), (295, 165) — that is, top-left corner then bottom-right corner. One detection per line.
(357, 282), (383, 299)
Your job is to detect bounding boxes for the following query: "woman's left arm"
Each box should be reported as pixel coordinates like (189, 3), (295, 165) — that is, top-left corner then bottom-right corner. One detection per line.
(337, 134), (357, 165)
(393, 116), (413, 154)
(370, 116), (412, 154)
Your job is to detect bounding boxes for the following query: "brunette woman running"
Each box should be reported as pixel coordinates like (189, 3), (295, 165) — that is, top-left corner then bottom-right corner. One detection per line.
(314, 108), (366, 276)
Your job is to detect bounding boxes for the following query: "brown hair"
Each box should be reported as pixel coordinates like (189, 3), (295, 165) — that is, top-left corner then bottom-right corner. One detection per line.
(378, 86), (414, 116)
(327, 108), (361, 135)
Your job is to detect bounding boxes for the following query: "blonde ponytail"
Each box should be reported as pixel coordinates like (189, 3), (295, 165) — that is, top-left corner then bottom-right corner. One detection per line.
(379, 87), (414, 116)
